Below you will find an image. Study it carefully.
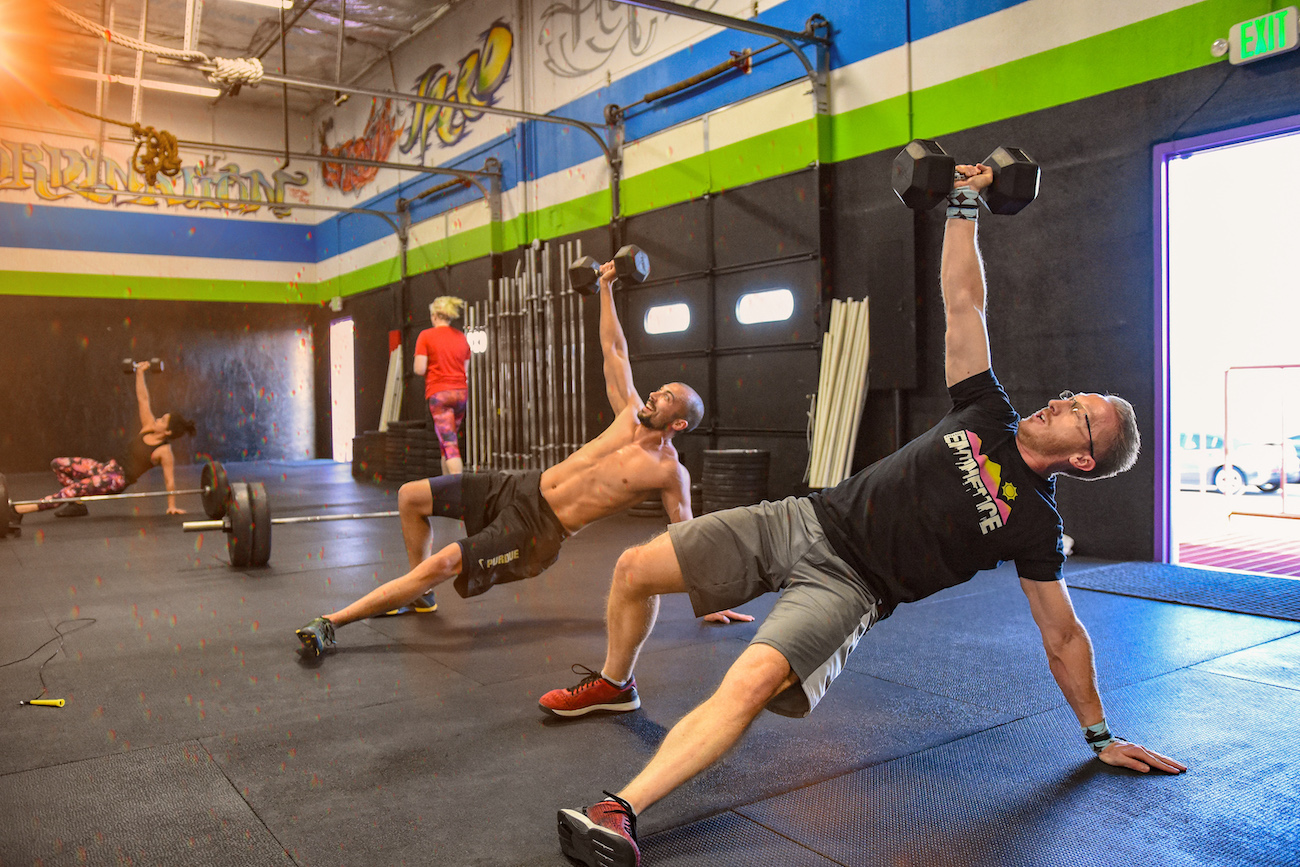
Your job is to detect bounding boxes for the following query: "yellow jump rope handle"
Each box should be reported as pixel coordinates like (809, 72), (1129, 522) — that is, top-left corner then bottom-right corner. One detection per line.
(19, 699), (65, 707)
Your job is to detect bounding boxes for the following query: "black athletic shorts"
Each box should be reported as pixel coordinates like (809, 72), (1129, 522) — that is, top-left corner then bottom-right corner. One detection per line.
(453, 470), (569, 599)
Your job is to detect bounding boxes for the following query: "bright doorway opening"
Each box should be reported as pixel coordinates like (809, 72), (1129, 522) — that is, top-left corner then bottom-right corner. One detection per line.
(330, 318), (356, 463)
(1159, 124), (1300, 577)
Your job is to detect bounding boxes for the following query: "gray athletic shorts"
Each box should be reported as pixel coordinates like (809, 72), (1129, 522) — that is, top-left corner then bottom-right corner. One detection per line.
(667, 496), (879, 718)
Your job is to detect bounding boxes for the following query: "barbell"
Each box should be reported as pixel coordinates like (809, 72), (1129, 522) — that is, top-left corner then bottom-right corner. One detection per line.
(1, 460), (231, 539)
(182, 481), (399, 568)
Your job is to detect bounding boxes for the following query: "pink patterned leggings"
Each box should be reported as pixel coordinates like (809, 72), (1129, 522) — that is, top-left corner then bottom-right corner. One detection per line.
(34, 457), (128, 510)
(427, 389), (468, 462)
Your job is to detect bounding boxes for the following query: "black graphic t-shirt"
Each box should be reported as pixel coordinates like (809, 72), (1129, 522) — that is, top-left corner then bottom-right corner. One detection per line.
(809, 369), (1064, 619)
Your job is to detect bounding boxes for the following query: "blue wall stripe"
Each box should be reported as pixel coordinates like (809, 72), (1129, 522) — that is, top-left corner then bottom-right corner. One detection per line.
(0, 200), (316, 261)
(909, 0), (1034, 42)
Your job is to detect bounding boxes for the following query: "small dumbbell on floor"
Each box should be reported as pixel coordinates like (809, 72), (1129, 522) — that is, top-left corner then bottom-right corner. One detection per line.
(568, 245), (652, 295)
(891, 139), (1041, 215)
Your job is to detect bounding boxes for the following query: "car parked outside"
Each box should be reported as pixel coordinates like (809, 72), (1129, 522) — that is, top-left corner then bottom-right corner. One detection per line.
(1176, 432), (1290, 494)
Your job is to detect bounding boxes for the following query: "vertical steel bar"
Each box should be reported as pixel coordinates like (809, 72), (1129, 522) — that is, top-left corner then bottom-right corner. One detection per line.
(533, 246), (544, 467)
(577, 238), (588, 442)
(547, 249), (561, 466)
(490, 277), (501, 468)
(522, 251), (534, 468)
(96, 2), (114, 186)
(473, 305), (483, 470)
(505, 272), (515, 468)
(539, 245), (551, 467)
(514, 270), (524, 468)
(131, 0), (148, 123)
(521, 256), (531, 468)
(564, 251), (575, 451)
(466, 306), (476, 469)
(559, 245), (569, 454)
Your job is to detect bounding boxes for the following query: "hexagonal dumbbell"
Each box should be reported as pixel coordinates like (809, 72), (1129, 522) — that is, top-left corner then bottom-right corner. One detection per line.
(891, 139), (1040, 215)
(568, 245), (652, 295)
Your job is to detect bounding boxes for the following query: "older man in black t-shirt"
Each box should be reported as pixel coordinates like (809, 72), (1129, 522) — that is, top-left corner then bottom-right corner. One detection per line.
(547, 164), (1185, 867)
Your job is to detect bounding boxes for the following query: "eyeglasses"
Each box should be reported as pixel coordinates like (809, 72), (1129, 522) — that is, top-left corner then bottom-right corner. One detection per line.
(1059, 391), (1094, 458)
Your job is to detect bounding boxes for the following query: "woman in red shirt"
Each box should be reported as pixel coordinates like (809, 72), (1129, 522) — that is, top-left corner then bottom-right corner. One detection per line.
(414, 296), (471, 476)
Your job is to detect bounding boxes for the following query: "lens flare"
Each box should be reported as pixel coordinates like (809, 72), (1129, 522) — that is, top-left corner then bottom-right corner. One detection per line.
(0, 0), (57, 119)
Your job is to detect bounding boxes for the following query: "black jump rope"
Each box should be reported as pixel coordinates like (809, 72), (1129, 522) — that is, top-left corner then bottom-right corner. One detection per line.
(2, 618), (96, 707)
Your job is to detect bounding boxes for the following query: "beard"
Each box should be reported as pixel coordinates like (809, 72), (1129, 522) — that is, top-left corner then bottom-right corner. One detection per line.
(637, 407), (670, 431)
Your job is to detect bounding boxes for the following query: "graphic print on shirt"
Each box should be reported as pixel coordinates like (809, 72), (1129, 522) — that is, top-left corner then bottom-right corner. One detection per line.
(943, 429), (1013, 535)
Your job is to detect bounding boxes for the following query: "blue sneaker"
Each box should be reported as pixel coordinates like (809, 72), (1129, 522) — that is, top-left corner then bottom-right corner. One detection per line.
(295, 616), (336, 657)
(381, 592), (437, 616)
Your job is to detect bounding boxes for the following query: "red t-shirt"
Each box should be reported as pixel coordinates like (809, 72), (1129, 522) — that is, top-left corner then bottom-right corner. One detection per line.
(414, 325), (470, 397)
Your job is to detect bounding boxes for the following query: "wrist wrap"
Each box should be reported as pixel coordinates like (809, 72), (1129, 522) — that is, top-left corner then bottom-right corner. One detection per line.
(946, 184), (980, 221)
(1083, 719), (1118, 754)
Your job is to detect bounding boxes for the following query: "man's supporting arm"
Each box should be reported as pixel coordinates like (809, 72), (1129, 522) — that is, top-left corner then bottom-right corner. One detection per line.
(1021, 577), (1186, 774)
(940, 166), (993, 388)
(599, 261), (639, 414)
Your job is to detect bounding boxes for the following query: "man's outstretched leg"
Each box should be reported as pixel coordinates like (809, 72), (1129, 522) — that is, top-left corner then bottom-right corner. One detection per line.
(556, 644), (796, 866)
(295, 540), (462, 657)
(376, 479), (443, 616)
(539, 533), (685, 717)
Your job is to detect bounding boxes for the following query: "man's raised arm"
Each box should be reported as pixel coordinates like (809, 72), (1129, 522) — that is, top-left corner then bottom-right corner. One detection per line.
(940, 165), (994, 388)
(598, 260), (639, 414)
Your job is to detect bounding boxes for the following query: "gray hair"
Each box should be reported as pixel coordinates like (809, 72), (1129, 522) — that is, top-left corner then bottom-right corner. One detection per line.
(1063, 394), (1140, 481)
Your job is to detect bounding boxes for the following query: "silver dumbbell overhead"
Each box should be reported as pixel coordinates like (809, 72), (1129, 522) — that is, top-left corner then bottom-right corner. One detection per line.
(2, 460), (231, 538)
(183, 481), (400, 568)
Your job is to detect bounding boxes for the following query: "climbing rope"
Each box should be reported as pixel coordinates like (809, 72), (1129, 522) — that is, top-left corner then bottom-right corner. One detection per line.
(55, 101), (183, 186)
(49, 0), (265, 87)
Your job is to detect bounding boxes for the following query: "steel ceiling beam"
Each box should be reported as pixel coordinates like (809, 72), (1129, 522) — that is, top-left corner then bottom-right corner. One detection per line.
(173, 61), (614, 165)
(106, 135), (497, 200)
(608, 0), (830, 114)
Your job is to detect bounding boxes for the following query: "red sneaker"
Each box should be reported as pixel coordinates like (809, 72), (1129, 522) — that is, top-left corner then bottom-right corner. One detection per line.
(557, 792), (640, 867)
(539, 664), (640, 717)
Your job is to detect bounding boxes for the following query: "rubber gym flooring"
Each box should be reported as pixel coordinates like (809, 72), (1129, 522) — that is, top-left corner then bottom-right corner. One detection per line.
(1, 460), (1297, 866)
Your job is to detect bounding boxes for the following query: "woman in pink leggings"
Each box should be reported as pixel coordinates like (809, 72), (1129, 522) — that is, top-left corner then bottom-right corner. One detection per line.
(414, 296), (471, 476)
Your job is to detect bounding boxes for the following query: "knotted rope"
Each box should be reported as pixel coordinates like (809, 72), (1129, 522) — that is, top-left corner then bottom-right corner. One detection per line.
(50, 0), (264, 87)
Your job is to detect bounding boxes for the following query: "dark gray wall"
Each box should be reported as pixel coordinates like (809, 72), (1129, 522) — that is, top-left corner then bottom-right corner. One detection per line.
(0, 296), (328, 473)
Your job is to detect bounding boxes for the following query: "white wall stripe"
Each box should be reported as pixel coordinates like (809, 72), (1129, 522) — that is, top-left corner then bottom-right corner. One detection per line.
(910, 0), (1202, 90)
(0, 246), (315, 283)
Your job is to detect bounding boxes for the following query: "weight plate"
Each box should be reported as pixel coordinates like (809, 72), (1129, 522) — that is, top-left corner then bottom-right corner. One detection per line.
(226, 482), (253, 568)
(201, 461), (231, 519)
(702, 469), (770, 482)
(0, 473), (12, 538)
(248, 481), (272, 567)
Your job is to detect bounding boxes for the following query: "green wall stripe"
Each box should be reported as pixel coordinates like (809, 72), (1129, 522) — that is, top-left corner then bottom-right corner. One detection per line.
(0, 270), (318, 303)
(910, 0), (1255, 141)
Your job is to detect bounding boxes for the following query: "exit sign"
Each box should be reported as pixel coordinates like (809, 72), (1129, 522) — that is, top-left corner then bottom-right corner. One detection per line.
(1230, 6), (1299, 65)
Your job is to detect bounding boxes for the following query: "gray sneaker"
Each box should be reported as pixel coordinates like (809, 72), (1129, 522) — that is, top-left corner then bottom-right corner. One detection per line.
(295, 616), (336, 657)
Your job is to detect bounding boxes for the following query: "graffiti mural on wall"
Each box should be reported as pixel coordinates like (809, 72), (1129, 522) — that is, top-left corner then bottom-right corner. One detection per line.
(319, 99), (400, 194)
(538, 0), (718, 78)
(0, 136), (310, 215)
(399, 21), (514, 161)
